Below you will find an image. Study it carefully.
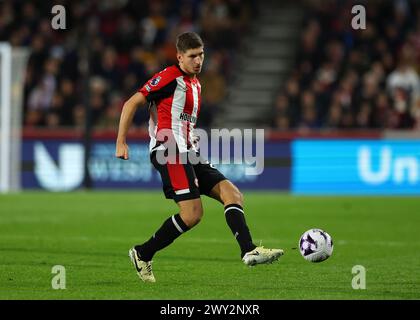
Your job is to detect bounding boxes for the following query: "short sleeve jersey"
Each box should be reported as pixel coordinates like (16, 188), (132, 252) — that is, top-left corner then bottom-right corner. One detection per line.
(139, 65), (201, 153)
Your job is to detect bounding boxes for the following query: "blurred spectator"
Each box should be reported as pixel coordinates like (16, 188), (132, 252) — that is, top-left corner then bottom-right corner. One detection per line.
(200, 0), (235, 49)
(386, 45), (420, 128)
(297, 90), (319, 129)
(198, 52), (226, 128)
(371, 93), (391, 128)
(26, 58), (59, 115)
(97, 94), (124, 129)
(324, 102), (342, 129)
(45, 111), (61, 128)
(59, 79), (77, 126)
(274, 115), (290, 131)
(73, 104), (86, 130)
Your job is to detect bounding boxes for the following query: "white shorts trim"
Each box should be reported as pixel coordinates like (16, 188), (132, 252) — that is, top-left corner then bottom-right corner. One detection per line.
(175, 188), (190, 195)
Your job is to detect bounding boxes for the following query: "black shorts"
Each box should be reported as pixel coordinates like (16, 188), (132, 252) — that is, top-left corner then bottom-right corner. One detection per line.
(150, 150), (227, 203)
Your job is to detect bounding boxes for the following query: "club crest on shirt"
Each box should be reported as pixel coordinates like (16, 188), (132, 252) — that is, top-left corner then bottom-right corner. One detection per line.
(150, 76), (161, 86)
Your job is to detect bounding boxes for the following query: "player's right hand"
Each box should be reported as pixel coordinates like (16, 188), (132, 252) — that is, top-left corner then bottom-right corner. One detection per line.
(192, 134), (200, 150)
(115, 141), (129, 160)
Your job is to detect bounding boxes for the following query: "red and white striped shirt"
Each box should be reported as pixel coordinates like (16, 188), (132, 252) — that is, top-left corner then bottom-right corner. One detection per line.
(139, 65), (201, 153)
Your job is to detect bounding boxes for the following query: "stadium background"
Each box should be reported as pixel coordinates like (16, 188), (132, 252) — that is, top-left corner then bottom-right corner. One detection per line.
(1, 0), (420, 300)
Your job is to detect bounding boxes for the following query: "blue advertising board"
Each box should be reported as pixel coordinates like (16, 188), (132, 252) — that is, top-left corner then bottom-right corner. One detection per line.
(292, 140), (420, 195)
(21, 140), (290, 191)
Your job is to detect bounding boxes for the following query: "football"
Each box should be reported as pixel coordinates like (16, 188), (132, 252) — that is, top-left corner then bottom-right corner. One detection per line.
(299, 229), (333, 262)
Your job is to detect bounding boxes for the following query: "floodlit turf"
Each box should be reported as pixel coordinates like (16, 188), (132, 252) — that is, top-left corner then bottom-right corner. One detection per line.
(0, 191), (419, 300)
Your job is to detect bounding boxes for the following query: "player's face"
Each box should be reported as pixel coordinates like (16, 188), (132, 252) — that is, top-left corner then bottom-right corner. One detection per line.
(178, 47), (204, 76)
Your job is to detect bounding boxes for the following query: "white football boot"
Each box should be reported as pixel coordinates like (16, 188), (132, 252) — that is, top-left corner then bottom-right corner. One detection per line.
(242, 246), (284, 266)
(129, 247), (156, 283)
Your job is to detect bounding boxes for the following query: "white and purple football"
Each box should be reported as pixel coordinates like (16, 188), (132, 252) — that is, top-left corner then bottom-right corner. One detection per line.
(299, 229), (333, 262)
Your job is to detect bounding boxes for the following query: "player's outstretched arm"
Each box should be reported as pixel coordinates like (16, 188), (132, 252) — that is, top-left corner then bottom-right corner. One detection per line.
(115, 92), (147, 160)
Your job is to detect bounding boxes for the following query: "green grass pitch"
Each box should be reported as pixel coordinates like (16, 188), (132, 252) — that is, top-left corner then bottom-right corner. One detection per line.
(1, 191), (419, 300)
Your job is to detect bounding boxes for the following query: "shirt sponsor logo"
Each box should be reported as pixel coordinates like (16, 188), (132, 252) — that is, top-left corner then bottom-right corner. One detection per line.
(179, 112), (197, 124)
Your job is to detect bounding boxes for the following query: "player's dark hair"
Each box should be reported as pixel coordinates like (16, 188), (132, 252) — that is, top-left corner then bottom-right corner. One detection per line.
(176, 32), (204, 53)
